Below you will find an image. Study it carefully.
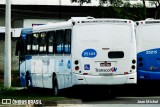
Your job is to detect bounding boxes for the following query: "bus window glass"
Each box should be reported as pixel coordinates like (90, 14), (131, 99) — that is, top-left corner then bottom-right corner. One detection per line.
(32, 33), (39, 54)
(64, 29), (71, 54)
(47, 31), (55, 54)
(26, 34), (32, 54)
(39, 32), (47, 54)
(56, 30), (64, 54)
(20, 39), (26, 56)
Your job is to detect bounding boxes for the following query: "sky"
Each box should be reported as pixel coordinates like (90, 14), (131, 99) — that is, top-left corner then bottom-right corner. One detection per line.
(0, 0), (99, 6)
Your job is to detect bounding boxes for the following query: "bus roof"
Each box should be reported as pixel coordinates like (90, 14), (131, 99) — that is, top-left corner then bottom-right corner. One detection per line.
(33, 21), (72, 33)
(136, 19), (160, 25)
(70, 17), (133, 25)
(20, 28), (32, 39)
(33, 17), (133, 33)
(21, 28), (32, 34)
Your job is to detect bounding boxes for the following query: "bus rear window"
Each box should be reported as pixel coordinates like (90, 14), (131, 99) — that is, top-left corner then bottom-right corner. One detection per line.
(108, 51), (124, 58)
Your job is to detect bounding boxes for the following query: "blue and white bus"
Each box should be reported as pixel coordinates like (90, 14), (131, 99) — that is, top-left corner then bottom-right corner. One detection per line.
(136, 19), (160, 80)
(15, 28), (33, 86)
(16, 17), (137, 95)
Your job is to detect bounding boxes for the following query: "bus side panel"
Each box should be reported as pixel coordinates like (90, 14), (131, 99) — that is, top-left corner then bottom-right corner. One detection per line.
(26, 57), (36, 87)
(56, 57), (72, 89)
(20, 61), (26, 87)
(34, 58), (43, 87)
(43, 58), (54, 88)
(56, 59), (65, 89)
(64, 58), (72, 88)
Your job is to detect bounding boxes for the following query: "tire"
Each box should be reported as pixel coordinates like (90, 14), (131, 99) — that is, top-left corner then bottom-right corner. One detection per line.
(53, 76), (59, 96)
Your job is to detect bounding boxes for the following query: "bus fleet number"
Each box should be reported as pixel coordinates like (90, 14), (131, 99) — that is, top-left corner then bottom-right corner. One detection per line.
(146, 50), (157, 54)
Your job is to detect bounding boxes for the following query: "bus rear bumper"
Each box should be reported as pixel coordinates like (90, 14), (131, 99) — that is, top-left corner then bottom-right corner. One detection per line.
(138, 70), (160, 80)
(73, 73), (137, 85)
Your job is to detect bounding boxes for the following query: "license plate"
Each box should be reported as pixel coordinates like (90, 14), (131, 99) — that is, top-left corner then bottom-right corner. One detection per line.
(99, 73), (113, 76)
(100, 62), (111, 67)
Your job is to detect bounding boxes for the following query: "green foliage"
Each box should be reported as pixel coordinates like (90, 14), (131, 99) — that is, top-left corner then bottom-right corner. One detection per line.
(97, 0), (144, 20)
(72, 0), (144, 20)
(71, 0), (91, 5)
(100, 0), (121, 5)
(0, 81), (3, 87)
(148, 0), (160, 19)
(0, 70), (20, 88)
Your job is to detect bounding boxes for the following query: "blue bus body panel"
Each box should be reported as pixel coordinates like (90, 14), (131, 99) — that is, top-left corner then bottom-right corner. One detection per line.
(21, 28), (32, 40)
(137, 48), (160, 80)
(19, 28), (32, 87)
(138, 70), (160, 80)
(20, 55), (33, 87)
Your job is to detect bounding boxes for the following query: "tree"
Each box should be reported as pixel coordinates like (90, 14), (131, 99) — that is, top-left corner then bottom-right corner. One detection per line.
(71, 0), (144, 20)
(142, 0), (146, 19)
(149, 0), (160, 18)
(71, 0), (91, 6)
(99, 0), (123, 6)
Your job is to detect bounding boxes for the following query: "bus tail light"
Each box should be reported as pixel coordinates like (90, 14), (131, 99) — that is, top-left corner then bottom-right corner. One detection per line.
(75, 66), (79, 71)
(131, 65), (136, 69)
(132, 59), (136, 64)
(138, 57), (143, 67)
(139, 63), (143, 67)
(74, 60), (79, 65)
(138, 57), (143, 61)
(131, 59), (136, 70)
(74, 60), (81, 72)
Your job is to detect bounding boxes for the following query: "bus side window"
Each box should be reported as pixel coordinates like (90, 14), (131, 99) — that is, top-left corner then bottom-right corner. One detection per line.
(47, 31), (55, 54)
(39, 32), (47, 54)
(26, 34), (32, 55)
(20, 39), (26, 57)
(32, 33), (39, 55)
(55, 30), (64, 54)
(64, 29), (71, 54)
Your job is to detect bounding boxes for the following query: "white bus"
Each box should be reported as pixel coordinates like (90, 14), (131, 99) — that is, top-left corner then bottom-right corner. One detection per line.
(17, 17), (137, 95)
(136, 19), (160, 80)
(0, 27), (5, 33)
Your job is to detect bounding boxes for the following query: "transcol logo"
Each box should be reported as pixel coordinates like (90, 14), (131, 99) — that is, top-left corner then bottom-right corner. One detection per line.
(95, 67), (117, 72)
(111, 67), (117, 72)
